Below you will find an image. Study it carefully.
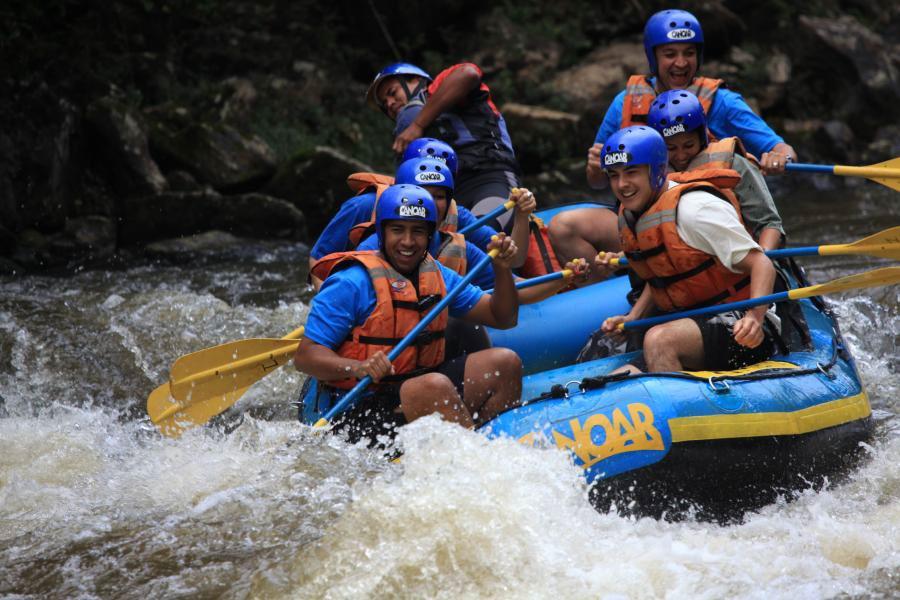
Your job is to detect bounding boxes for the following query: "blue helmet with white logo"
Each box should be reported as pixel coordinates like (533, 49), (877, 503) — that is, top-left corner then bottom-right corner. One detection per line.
(375, 184), (438, 249)
(366, 62), (432, 110)
(401, 138), (459, 175)
(600, 126), (669, 193)
(643, 9), (704, 75)
(395, 157), (454, 194)
(648, 89), (708, 148)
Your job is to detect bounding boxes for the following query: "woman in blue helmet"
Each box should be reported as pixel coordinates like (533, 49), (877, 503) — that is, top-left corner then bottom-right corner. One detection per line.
(646, 89), (785, 252)
(550, 8), (796, 269)
(367, 62), (522, 227)
(296, 184), (523, 445)
(593, 126), (779, 374)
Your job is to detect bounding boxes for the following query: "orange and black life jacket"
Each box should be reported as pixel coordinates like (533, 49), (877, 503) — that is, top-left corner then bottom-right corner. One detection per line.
(621, 75), (724, 127)
(435, 231), (467, 275)
(520, 215), (562, 278)
(309, 251), (448, 389)
(619, 168), (752, 312)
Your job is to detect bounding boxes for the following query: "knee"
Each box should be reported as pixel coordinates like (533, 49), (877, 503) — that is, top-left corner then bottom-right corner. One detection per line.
(404, 372), (455, 398)
(643, 325), (675, 354)
(489, 347), (522, 377)
(548, 212), (576, 241)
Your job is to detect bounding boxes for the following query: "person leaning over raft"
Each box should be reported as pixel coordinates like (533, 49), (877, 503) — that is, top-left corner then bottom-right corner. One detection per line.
(367, 62), (522, 228)
(549, 8), (797, 265)
(294, 184), (523, 445)
(595, 126), (780, 374)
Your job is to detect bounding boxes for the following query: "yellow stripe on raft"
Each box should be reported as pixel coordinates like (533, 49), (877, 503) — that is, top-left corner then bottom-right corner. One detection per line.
(669, 392), (871, 443)
(680, 360), (799, 380)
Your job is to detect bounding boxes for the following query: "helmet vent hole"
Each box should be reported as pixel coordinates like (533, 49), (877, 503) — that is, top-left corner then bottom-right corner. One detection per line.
(669, 21), (676, 27)
(660, 118), (668, 125)
(672, 99), (680, 104)
(618, 144), (625, 150)
(675, 116), (683, 123)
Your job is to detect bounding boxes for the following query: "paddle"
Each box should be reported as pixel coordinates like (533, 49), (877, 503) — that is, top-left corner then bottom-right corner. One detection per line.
(458, 199), (516, 235)
(618, 266), (900, 331)
(785, 157), (900, 192)
(609, 226), (900, 267)
(314, 247), (502, 428)
(147, 326), (305, 437)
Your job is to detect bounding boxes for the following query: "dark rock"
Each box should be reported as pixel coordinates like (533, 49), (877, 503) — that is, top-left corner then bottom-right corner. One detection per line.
(866, 125), (900, 160)
(166, 170), (204, 192)
(148, 113), (277, 192)
(549, 40), (646, 116)
(501, 103), (581, 173)
(120, 190), (306, 244)
(0, 224), (16, 255)
(264, 146), (375, 235)
(85, 96), (168, 197)
(0, 257), (23, 276)
(145, 230), (245, 258)
(60, 215), (117, 259)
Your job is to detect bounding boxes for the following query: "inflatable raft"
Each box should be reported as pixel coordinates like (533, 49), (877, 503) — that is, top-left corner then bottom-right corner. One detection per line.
(301, 204), (873, 518)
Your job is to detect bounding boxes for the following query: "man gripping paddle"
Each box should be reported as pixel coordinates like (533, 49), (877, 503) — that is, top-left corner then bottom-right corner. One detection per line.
(295, 183), (522, 445)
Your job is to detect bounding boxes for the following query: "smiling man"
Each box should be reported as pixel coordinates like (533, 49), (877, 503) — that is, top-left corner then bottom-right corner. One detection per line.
(549, 9), (796, 269)
(594, 126), (780, 374)
(295, 184), (523, 445)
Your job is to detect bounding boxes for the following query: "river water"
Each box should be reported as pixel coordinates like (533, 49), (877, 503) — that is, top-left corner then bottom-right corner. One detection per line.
(1, 183), (897, 598)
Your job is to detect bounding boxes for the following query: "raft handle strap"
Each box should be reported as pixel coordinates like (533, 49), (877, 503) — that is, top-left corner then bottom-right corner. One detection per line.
(579, 370), (633, 392)
(707, 377), (731, 394)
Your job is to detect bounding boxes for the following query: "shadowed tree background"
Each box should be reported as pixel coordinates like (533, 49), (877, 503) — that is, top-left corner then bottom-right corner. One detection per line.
(0, 0), (897, 272)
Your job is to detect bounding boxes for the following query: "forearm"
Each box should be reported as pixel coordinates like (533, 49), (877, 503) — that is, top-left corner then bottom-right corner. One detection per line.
(586, 165), (609, 189)
(509, 213), (530, 269)
(746, 255), (776, 320)
(293, 341), (358, 382)
(517, 274), (568, 305)
(410, 68), (480, 130)
(627, 283), (655, 320)
(488, 266), (519, 328)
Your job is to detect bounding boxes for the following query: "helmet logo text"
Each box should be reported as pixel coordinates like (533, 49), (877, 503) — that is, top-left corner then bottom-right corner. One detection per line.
(667, 28), (696, 40)
(415, 172), (445, 183)
(604, 151), (631, 166)
(663, 123), (686, 137)
(399, 205), (428, 218)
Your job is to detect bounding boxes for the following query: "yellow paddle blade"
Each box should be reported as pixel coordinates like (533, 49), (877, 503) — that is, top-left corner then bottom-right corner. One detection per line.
(834, 157), (900, 192)
(147, 326), (304, 437)
(148, 381), (254, 438)
(790, 266), (900, 300)
(821, 226), (900, 259)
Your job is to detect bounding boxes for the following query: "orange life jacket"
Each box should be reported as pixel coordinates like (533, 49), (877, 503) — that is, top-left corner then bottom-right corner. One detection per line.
(309, 251), (448, 389)
(346, 172), (393, 196)
(435, 231), (468, 275)
(520, 215), (562, 278)
(685, 137), (760, 171)
(619, 169), (752, 312)
(348, 197), (460, 249)
(620, 75), (724, 127)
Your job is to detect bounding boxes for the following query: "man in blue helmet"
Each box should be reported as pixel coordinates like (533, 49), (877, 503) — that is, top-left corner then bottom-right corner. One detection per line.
(594, 126), (779, 373)
(308, 138), (501, 288)
(295, 184), (523, 445)
(366, 62), (522, 227)
(549, 9), (796, 266)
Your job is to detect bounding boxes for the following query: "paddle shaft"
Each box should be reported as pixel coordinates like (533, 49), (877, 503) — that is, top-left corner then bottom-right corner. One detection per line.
(458, 199), (515, 235)
(484, 269), (571, 294)
(622, 266), (900, 330)
(317, 248), (502, 426)
(786, 162), (900, 178)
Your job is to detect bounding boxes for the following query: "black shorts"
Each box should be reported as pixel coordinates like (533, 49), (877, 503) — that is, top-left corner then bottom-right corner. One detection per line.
(691, 310), (777, 371)
(454, 169), (520, 231)
(331, 355), (469, 446)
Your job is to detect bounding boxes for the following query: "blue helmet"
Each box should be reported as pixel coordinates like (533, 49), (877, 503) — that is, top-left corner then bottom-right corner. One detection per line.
(600, 126), (669, 193)
(643, 9), (704, 75)
(375, 184), (438, 248)
(366, 62), (432, 109)
(647, 89), (708, 148)
(394, 157), (454, 194)
(401, 138), (459, 175)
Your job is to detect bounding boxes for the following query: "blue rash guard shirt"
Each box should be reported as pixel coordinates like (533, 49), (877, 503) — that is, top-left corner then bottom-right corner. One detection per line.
(303, 261), (486, 350)
(593, 80), (785, 159)
(310, 193), (497, 260)
(356, 233), (497, 290)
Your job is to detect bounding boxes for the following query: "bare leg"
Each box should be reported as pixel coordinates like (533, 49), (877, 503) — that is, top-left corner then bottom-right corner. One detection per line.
(642, 319), (705, 372)
(399, 373), (473, 427)
(549, 208), (621, 283)
(459, 347), (522, 424)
